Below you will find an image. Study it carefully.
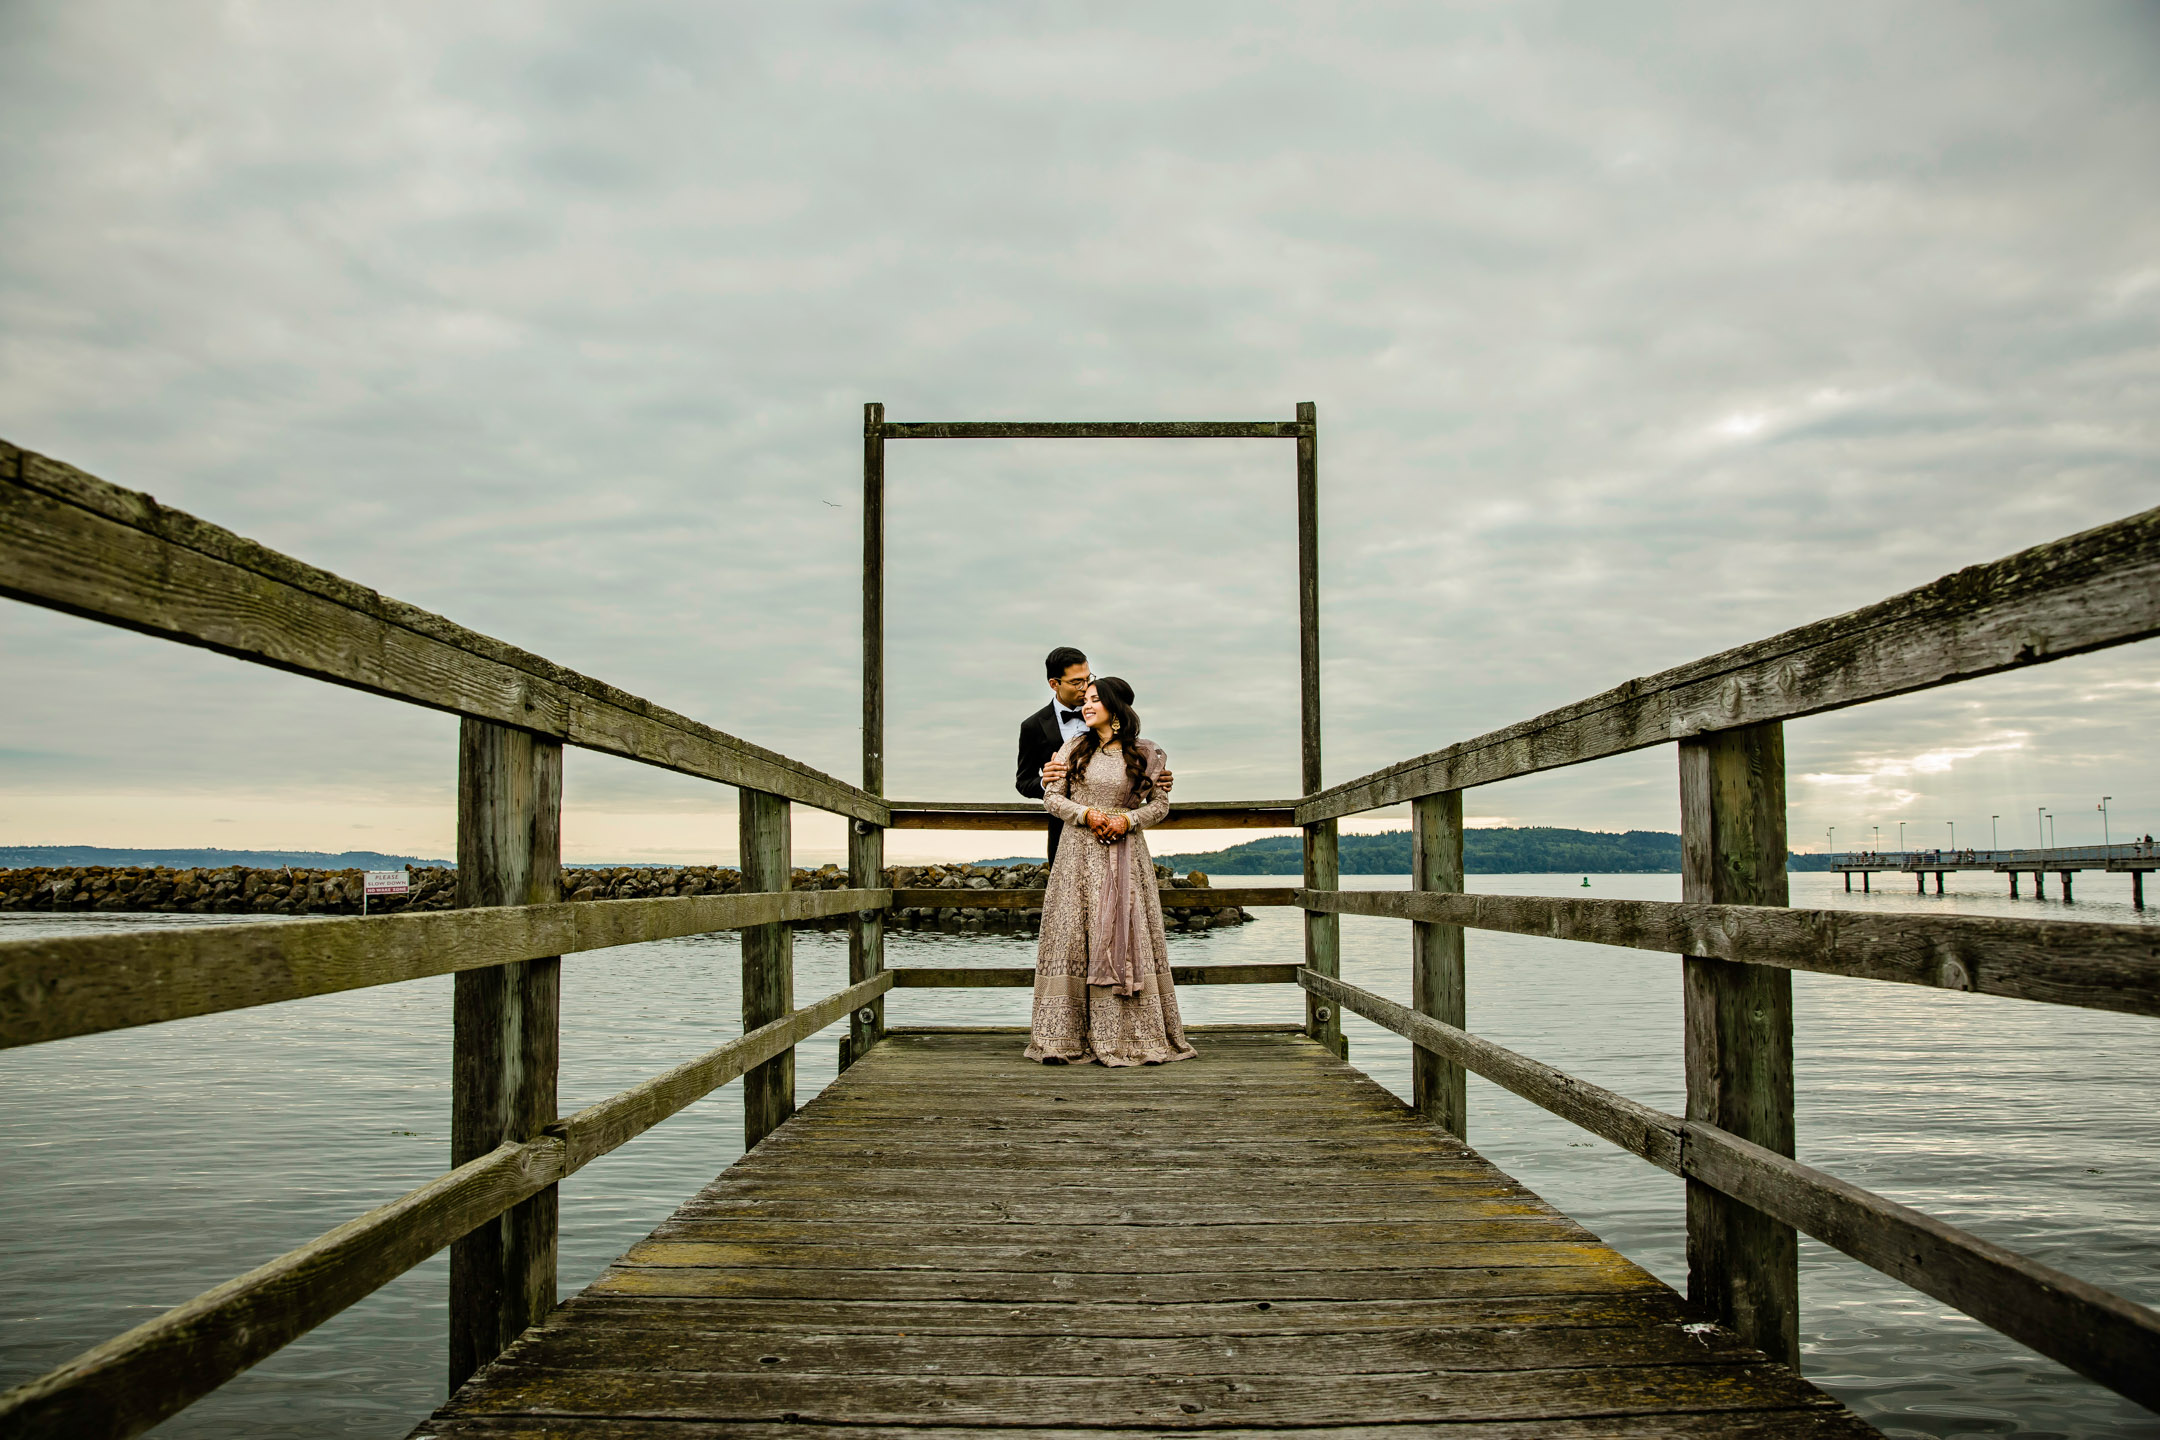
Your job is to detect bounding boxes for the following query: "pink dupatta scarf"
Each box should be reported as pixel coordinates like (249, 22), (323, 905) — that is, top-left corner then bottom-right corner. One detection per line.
(1088, 743), (1166, 998)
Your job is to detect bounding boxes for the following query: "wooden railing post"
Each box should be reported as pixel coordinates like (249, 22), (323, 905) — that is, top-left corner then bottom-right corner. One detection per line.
(1411, 790), (1466, 1134)
(1303, 819), (1343, 1057)
(448, 718), (561, 1389)
(1294, 400), (1343, 1057)
(740, 789), (794, 1147)
(1679, 721), (1799, 1364)
(844, 820), (885, 1070)
(846, 401), (886, 1072)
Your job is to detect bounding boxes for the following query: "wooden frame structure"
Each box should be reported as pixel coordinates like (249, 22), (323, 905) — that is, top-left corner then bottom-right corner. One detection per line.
(0, 428), (2157, 1436)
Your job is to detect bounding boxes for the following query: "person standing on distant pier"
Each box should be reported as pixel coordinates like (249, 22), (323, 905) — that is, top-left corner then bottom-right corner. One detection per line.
(1026, 676), (1197, 1066)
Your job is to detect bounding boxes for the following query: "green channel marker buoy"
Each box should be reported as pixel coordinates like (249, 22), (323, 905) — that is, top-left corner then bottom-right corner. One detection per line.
(1582, 876), (1591, 887)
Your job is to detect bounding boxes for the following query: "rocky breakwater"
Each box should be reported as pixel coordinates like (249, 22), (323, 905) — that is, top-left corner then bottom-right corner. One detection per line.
(884, 861), (1254, 936)
(0, 862), (1253, 936)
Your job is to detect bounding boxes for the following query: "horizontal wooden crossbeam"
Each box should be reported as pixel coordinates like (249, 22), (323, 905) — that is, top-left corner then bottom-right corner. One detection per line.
(1299, 969), (2160, 1412)
(1300, 504), (2160, 822)
(0, 972), (892, 1440)
(0, 441), (884, 823)
(0, 889), (888, 1050)
(881, 421), (1308, 440)
(890, 886), (1296, 911)
(1297, 888), (2160, 1017)
(887, 800), (1298, 830)
(888, 964), (1300, 987)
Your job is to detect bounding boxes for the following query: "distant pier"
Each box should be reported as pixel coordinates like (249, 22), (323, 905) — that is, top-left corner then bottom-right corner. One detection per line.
(1828, 843), (2159, 907)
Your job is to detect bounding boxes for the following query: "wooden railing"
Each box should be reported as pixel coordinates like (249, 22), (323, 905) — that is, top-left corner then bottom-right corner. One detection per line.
(4, 431), (2157, 1431)
(0, 436), (1310, 1439)
(1278, 502), (2160, 1409)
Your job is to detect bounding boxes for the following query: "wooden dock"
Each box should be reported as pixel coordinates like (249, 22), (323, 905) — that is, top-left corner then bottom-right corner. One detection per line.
(409, 1028), (1872, 1438)
(4, 427), (2157, 1437)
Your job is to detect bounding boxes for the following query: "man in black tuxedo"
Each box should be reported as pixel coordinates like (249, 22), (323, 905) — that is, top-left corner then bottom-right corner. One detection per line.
(1017, 646), (1172, 865)
(1016, 647), (1092, 866)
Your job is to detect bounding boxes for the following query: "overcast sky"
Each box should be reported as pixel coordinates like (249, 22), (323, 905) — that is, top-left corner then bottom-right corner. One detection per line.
(3, 2), (2155, 867)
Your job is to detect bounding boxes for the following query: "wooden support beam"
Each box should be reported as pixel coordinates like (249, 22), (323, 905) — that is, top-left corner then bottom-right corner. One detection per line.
(1296, 890), (2160, 1018)
(449, 719), (562, 1389)
(1302, 821), (1343, 1058)
(889, 964), (1301, 988)
(1294, 400), (1341, 1060)
(1298, 504), (2160, 823)
(1410, 791), (1467, 1135)
(885, 800), (1297, 830)
(880, 420), (1310, 440)
(1678, 722), (1798, 1366)
(863, 403), (885, 798)
(887, 886), (1297, 911)
(0, 441), (883, 823)
(1299, 967), (2160, 1413)
(0, 888), (888, 1051)
(845, 822), (885, 1071)
(739, 790), (794, 1149)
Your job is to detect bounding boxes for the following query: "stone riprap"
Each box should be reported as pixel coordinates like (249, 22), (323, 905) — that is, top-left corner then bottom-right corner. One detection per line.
(0, 861), (1252, 934)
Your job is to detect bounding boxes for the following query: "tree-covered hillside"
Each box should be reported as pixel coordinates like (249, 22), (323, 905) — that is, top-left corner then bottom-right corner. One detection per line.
(1155, 827), (1836, 875)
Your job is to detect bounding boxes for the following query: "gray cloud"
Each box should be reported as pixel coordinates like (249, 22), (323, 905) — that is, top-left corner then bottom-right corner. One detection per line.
(3, 2), (2155, 862)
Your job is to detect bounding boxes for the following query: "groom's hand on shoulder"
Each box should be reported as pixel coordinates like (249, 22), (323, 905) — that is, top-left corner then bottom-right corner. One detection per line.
(1158, 769), (1174, 795)
(1041, 759), (1069, 788)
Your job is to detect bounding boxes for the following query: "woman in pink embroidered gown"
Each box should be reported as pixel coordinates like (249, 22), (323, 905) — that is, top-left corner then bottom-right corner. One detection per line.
(1025, 676), (1197, 1066)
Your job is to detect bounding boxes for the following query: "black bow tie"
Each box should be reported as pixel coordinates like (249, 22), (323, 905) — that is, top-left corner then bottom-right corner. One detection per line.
(1059, 708), (1084, 724)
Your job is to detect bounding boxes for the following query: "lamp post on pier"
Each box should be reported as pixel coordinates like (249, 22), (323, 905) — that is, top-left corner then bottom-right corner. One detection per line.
(2037, 806), (2048, 852)
(1947, 821), (1955, 852)
(1897, 821), (1905, 854)
(1826, 827), (1835, 856)
(1992, 815), (1999, 851)
(2046, 812), (2056, 849)
(2100, 797), (2112, 848)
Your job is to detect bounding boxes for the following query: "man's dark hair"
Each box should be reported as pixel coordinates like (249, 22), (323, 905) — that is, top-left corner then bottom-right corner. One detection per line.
(1044, 646), (1087, 681)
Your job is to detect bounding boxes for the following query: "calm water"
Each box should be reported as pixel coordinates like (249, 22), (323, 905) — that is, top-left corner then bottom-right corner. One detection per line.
(2, 871), (2156, 1438)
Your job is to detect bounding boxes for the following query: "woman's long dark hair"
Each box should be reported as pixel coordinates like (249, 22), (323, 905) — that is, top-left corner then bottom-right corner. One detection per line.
(1061, 676), (1153, 806)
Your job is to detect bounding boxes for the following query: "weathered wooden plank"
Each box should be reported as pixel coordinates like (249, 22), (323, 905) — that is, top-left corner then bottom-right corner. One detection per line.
(887, 964), (1300, 987)
(880, 420), (1310, 439)
(888, 885), (1296, 909)
(450, 720), (563, 1388)
(0, 1136), (564, 1440)
(486, 1321), (1754, 1375)
(587, 1262), (1665, 1304)
(1299, 503), (2160, 822)
(412, 1413), (1879, 1440)
(739, 791), (793, 1150)
(1411, 789), (1466, 1135)
(1680, 724), (1797, 1367)
(0, 440), (882, 821)
(436, 1361), (1833, 1425)
(614, 1237), (1613, 1274)
(1298, 970), (1685, 1173)
(646, 1216), (1592, 1247)
(550, 1290), (1695, 1334)
(0, 888), (888, 1050)
(886, 801), (1297, 830)
(1297, 889), (2160, 1017)
(553, 973), (893, 1171)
